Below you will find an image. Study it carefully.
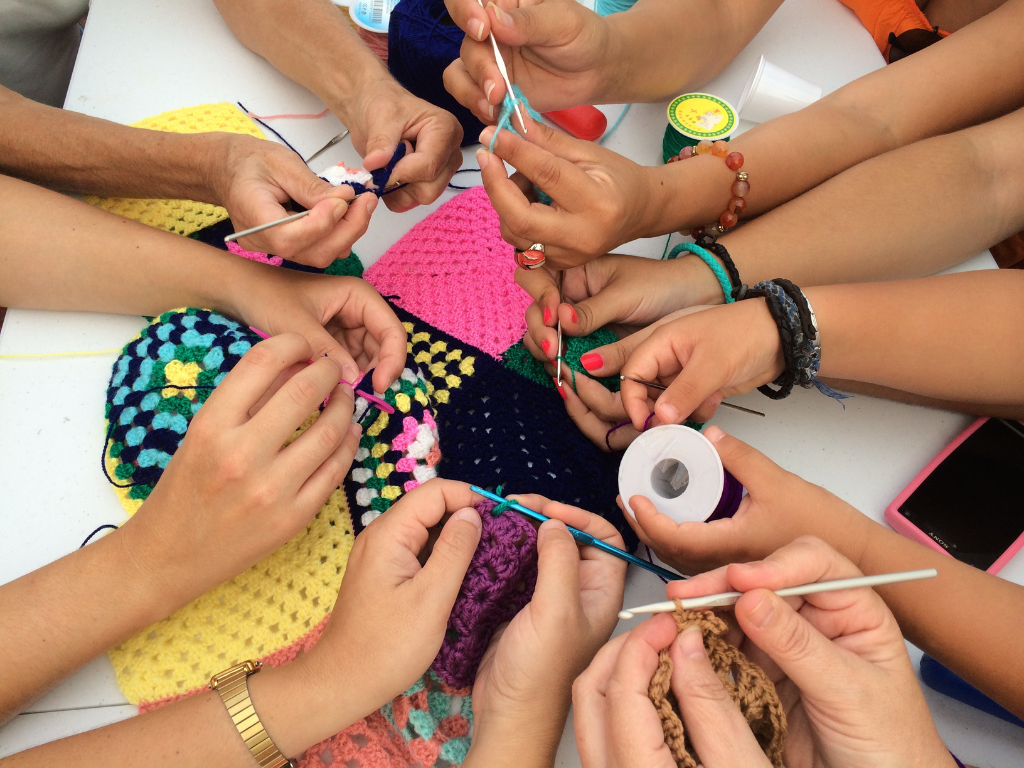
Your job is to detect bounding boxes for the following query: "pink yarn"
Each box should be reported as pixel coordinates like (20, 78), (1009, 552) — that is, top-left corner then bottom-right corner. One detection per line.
(227, 240), (284, 266)
(363, 187), (531, 359)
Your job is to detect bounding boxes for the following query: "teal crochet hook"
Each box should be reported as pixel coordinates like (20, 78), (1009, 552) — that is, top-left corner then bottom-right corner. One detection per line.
(470, 486), (683, 582)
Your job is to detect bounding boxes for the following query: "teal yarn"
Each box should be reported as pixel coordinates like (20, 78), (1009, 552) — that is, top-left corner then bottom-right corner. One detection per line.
(667, 242), (735, 303)
(489, 85), (543, 151)
(662, 124), (730, 164)
(502, 327), (621, 391)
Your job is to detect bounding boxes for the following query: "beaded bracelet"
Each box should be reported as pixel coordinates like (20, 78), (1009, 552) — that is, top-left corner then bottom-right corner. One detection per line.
(668, 140), (749, 237)
(743, 279), (820, 399)
(666, 242), (735, 304)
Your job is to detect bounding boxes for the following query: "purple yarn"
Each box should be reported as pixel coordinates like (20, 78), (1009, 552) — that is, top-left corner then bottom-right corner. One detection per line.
(706, 468), (744, 521)
(431, 500), (538, 688)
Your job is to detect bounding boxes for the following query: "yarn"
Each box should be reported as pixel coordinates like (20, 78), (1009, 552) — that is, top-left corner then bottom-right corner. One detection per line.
(79, 524), (118, 547)
(489, 85), (543, 152)
(388, 0), (485, 147)
(594, 0), (637, 16)
(319, 142), (407, 197)
(358, 27), (390, 62)
(650, 606), (786, 768)
(501, 327), (621, 391)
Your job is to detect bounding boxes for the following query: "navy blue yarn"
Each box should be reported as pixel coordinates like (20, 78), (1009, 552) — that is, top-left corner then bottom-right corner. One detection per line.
(448, 167), (482, 190)
(237, 102), (306, 160)
(388, 0), (485, 147)
(323, 142), (409, 197)
(80, 524), (119, 548)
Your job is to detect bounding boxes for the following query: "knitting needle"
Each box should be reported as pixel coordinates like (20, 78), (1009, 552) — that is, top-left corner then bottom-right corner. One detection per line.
(224, 210), (311, 243)
(305, 129), (350, 165)
(556, 271), (565, 388)
(470, 486), (683, 582)
(617, 568), (938, 620)
(477, 0), (526, 133)
(619, 374), (766, 417)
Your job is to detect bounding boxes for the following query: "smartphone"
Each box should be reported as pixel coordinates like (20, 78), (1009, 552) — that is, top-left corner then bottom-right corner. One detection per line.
(885, 417), (1024, 574)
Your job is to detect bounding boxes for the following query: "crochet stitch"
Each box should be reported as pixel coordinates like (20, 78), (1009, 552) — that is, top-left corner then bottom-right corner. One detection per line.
(649, 606), (786, 768)
(501, 327), (621, 391)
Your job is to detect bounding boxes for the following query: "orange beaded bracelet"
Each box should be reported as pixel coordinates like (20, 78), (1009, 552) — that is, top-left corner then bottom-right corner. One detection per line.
(668, 139), (749, 237)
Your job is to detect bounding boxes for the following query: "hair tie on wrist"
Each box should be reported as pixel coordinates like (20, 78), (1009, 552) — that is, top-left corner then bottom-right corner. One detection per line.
(667, 242), (735, 303)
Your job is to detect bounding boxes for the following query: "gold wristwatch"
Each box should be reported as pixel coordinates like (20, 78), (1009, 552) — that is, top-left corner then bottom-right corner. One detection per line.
(209, 660), (294, 768)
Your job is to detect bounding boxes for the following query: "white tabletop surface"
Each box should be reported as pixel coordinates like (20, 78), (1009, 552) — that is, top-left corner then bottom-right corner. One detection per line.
(1, 0), (1021, 763)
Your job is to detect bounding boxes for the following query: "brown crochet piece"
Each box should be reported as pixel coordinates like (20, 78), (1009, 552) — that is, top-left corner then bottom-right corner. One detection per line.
(648, 604), (787, 768)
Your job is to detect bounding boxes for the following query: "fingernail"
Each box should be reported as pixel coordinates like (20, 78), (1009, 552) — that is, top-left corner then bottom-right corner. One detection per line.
(365, 194), (378, 213)
(477, 98), (491, 120)
(543, 307), (552, 325)
(580, 352), (602, 371)
(658, 403), (680, 424)
(540, 518), (567, 534)
(342, 364), (359, 384)
(541, 339), (551, 355)
(484, 80), (496, 102)
(489, 3), (513, 26)
(553, 379), (567, 400)
(340, 381), (354, 400)
(332, 199), (348, 222)
(678, 625), (706, 659)
(746, 592), (775, 629)
(487, 103), (495, 120)
(469, 18), (485, 41)
(479, 126), (495, 145)
(452, 507), (482, 531)
(704, 426), (724, 442)
(570, 306), (578, 324)
(475, 147), (490, 169)
(350, 422), (363, 437)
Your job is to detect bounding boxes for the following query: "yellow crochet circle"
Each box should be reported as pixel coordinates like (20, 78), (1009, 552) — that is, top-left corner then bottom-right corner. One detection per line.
(108, 410), (356, 704)
(84, 103), (266, 236)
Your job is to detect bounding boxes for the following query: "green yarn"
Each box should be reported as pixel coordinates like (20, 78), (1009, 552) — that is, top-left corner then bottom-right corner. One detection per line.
(502, 327), (621, 391)
(662, 125), (730, 164)
(324, 252), (364, 277)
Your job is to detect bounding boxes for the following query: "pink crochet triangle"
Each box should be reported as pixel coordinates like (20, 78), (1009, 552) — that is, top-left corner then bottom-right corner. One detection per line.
(363, 186), (530, 359)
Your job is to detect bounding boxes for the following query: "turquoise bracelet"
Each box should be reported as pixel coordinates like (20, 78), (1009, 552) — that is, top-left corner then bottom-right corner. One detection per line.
(667, 242), (735, 303)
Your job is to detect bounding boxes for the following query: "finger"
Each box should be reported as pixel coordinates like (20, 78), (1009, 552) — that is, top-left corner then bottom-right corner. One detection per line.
(396, 145), (464, 209)
(669, 626), (773, 767)
(445, 0), (491, 43)
(248, 356), (345, 448)
(487, 0), (584, 49)
(571, 374), (627, 423)
(688, 391), (723, 424)
(475, 146), (565, 248)
(515, 264), (562, 322)
(206, 334), (315, 425)
(630, 494), (735, 571)
(377, 478), (481, 548)
(573, 632), (630, 768)
(532, 518), (582, 607)
(361, 121), (402, 172)
(665, 563), (732, 601)
(248, 361), (307, 418)
(278, 316), (361, 387)
(285, 193), (377, 269)
(652, 351), (722, 425)
(328, 284), (407, 392)
(294, 419), (362, 511)
(277, 378), (355, 483)
(560, 375), (636, 452)
(443, 58), (497, 123)
(620, 378), (656, 430)
(239, 194), (350, 261)
(703, 426), (786, 494)
(458, 35), (506, 111)
(389, 116), (462, 189)
(417, 505), (483, 610)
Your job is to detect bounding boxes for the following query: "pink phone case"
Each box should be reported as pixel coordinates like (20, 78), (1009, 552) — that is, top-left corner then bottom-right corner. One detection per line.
(885, 417), (1024, 574)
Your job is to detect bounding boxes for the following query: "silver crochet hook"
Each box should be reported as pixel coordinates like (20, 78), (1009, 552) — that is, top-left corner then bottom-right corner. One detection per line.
(305, 128), (350, 165)
(477, 0), (526, 133)
(556, 271), (565, 388)
(619, 375), (766, 417)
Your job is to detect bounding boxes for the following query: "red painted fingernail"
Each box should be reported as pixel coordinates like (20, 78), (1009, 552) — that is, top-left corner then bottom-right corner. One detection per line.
(570, 306), (578, 324)
(580, 352), (602, 371)
(543, 307), (552, 325)
(541, 339), (551, 355)
(553, 378), (567, 400)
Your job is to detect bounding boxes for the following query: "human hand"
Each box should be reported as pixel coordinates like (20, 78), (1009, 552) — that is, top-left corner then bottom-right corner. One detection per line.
(619, 298), (783, 428)
(339, 78), (464, 212)
(227, 266), (408, 395)
(659, 537), (956, 768)
(119, 333), (361, 605)
(465, 497), (626, 767)
(476, 118), (662, 268)
(443, 0), (615, 118)
(213, 134), (377, 268)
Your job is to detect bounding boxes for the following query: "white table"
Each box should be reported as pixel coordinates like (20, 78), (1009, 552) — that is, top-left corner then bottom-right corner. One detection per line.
(1, 0), (1021, 763)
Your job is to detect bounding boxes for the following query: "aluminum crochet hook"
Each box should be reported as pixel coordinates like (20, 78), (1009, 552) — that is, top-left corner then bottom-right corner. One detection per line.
(617, 568), (938, 620)
(555, 271), (565, 388)
(305, 128), (350, 165)
(224, 210), (311, 243)
(619, 374), (766, 417)
(471, 486), (682, 582)
(477, 0), (526, 133)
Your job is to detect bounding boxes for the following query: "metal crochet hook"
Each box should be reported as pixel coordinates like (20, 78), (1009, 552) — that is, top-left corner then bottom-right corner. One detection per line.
(471, 486), (682, 582)
(477, 0), (526, 133)
(305, 128), (350, 165)
(618, 568), (937, 619)
(619, 374), (766, 417)
(224, 210), (311, 243)
(555, 271), (565, 388)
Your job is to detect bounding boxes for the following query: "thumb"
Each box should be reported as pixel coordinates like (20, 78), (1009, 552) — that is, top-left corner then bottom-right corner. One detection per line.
(735, 589), (848, 694)
(285, 167), (354, 210)
(569, 289), (633, 338)
(651, 352), (721, 425)
(532, 518), (582, 609)
(418, 507), (483, 611)
(703, 426), (780, 495)
(488, 1), (580, 50)
(361, 118), (401, 172)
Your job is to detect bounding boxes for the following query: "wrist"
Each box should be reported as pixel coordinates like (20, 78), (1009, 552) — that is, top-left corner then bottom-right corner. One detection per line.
(323, 59), (393, 129)
(671, 253), (729, 306)
(589, 15), (626, 105)
(466, 703), (569, 768)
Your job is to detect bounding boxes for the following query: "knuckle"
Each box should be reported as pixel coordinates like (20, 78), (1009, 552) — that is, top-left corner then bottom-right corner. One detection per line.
(217, 452), (250, 483)
(531, 157), (562, 192)
(243, 342), (277, 370)
(314, 420), (345, 452)
(681, 668), (731, 704)
(772, 612), (815, 661)
(288, 376), (321, 407)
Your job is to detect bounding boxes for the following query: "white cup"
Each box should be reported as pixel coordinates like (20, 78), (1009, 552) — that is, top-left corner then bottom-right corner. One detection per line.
(737, 55), (823, 124)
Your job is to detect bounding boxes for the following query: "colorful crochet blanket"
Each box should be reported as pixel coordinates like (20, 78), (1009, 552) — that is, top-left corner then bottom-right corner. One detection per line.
(100, 177), (634, 766)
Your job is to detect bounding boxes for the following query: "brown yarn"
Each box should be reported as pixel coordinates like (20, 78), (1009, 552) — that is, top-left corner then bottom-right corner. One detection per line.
(648, 604), (787, 768)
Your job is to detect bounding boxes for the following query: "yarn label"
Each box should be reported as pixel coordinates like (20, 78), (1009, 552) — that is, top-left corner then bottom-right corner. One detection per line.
(349, 0), (395, 32)
(667, 93), (737, 140)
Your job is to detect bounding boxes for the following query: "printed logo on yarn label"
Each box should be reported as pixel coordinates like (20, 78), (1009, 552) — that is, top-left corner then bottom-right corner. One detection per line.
(667, 94), (737, 140)
(349, 0), (396, 31)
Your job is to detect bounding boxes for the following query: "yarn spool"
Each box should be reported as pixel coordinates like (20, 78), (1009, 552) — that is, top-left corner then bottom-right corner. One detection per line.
(662, 93), (737, 164)
(388, 0), (485, 146)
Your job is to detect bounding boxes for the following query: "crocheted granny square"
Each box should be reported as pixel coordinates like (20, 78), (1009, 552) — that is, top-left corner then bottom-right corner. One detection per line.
(84, 103), (266, 236)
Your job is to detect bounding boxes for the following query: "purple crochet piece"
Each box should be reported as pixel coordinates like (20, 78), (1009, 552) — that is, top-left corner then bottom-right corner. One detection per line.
(706, 468), (744, 522)
(431, 500), (538, 688)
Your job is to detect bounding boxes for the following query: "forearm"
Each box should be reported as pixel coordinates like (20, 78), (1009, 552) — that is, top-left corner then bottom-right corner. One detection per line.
(808, 272), (1024, 407)
(0, 175), (266, 318)
(212, 0), (388, 122)
(0, 87), (227, 201)
(602, 0), (783, 104)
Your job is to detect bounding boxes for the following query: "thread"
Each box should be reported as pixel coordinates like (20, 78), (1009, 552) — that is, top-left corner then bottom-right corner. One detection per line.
(0, 349), (121, 359)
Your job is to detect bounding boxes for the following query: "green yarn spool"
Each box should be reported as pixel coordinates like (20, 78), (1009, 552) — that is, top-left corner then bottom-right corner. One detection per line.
(661, 125), (730, 164)
(502, 327), (621, 391)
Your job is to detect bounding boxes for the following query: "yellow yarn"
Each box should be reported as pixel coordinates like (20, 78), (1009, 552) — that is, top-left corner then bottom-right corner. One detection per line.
(402, 322), (475, 406)
(83, 103), (266, 237)
(108, 409), (356, 704)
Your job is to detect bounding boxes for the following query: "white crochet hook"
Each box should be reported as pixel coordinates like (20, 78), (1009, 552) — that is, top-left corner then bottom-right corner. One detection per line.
(617, 568), (937, 620)
(478, 0), (526, 133)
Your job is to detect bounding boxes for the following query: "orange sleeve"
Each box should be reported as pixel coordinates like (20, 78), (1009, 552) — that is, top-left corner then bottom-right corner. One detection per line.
(838, 0), (934, 54)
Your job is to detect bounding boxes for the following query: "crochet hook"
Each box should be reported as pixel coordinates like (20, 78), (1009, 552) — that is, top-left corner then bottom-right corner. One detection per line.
(477, 0), (526, 133)
(470, 486), (683, 581)
(619, 375), (766, 417)
(617, 568), (938, 620)
(555, 271), (564, 388)
(305, 129), (350, 165)
(224, 210), (311, 243)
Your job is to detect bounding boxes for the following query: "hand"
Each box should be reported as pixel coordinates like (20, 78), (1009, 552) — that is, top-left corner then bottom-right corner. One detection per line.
(620, 299), (783, 428)
(465, 497), (626, 767)
(476, 118), (660, 268)
(118, 334), (361, 605)
(213, 134), (377, 268)
(443, 0), (615, 118)
(340, 77), (464, 212)
(227, 267), (408, 395)
(625, 427), (876, 575)
(659, 537), (956, 768)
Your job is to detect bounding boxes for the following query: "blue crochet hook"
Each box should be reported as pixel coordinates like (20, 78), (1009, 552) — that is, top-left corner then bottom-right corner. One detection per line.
(470, 486), (683, 582)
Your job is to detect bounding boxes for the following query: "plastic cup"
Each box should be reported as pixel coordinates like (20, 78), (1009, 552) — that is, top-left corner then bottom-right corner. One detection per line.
(737, 55), (823, 124)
